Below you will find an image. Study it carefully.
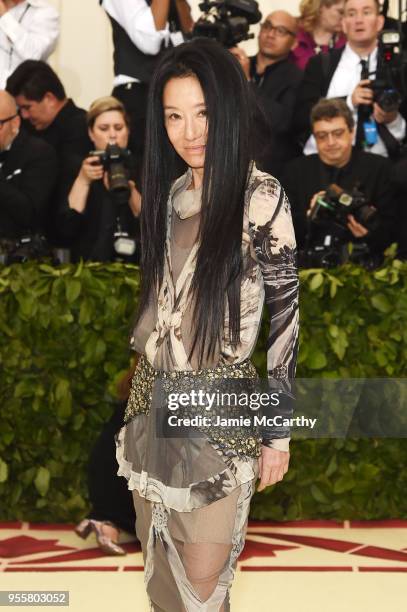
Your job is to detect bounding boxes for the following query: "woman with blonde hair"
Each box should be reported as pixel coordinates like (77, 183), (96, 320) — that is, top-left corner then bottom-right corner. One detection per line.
(57, 95), (141, 262)
(293, 0), (346, 70)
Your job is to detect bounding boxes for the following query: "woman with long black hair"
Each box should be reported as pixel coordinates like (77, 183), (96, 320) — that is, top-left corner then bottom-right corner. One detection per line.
(116, 38), (299, 611)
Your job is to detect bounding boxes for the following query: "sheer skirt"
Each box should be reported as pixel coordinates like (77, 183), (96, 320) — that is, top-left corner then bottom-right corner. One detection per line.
(132, 476), (257, 612)
(115, 359), (260, 611)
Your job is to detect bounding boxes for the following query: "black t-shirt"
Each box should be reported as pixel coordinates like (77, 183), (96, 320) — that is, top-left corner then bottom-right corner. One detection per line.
(249, 55), (303, 178)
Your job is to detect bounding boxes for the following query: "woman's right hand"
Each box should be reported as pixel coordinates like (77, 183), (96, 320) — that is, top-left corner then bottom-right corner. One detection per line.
(79, 156), (104, 185)
(68, 156), (103, 214)
(351, 79), (373, 107)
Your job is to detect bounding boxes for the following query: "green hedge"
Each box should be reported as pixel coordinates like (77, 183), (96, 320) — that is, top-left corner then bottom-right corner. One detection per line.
(0, 259), (406, 522)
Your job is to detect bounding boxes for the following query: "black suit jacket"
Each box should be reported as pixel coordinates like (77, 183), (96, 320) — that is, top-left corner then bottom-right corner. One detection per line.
(24, 100), (91, 245)
(0, 129), (57, 238)
(25, 99), (90, 160)
(281, 149), (398, 254)
(294, 48), (345, 146)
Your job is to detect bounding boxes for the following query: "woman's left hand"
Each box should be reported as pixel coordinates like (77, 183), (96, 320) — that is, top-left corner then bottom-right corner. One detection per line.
(257, 445), (290, 491)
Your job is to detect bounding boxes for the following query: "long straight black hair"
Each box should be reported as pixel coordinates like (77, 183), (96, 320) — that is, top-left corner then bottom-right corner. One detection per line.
(138, 38), (256, 368)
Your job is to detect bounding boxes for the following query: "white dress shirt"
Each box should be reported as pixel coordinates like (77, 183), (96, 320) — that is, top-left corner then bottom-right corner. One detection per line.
(0, 0), (59, 89)
(102, 0), (171, 87)
(304, 43), (406, 157)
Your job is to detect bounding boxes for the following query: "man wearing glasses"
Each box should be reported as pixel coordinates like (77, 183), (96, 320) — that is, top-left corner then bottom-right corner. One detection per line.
(0, 89), (57, 244)
(281, 98), (397, 262)
(0, 0), (59, 89)
(296, 0), (406, 160)
(230, 11), (302, 179)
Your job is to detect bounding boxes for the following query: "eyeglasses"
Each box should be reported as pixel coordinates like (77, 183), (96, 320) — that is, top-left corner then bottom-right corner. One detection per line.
(314, 128), (348, 142)
(0, 114), (17, 128)
(260, 21), (296, 38)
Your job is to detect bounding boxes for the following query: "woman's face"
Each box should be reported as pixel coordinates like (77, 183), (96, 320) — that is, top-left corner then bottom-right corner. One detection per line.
(163, 75), (208, 173)
(319, 1), (345, 33)
(89, 110), (129, 150)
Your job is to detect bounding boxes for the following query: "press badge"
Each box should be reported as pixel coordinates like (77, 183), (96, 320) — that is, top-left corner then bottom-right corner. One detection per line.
(363, 121), (378, 146)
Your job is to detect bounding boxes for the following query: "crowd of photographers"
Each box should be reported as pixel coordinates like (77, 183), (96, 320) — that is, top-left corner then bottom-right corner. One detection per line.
(0, 0), (406, 268)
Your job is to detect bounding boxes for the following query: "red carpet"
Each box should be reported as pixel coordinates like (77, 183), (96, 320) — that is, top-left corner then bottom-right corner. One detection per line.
(1, 520), (406, 611)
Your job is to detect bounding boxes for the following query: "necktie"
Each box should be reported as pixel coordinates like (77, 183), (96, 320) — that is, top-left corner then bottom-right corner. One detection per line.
(355, 58), (372, 149)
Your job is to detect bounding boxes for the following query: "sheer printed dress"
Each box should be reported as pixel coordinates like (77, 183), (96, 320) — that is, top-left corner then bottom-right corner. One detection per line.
(116, 165), (299, 611)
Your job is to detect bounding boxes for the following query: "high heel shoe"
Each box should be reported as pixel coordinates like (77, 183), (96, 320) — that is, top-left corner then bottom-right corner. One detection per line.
(74, 519), (127, 556)
(75, 518), (93, 539)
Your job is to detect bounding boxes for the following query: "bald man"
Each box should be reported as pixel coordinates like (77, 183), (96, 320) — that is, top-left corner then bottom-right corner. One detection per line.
(0, 89), (57, 248)
(231, 11), (303, 178)
(0, 91), (20, 154)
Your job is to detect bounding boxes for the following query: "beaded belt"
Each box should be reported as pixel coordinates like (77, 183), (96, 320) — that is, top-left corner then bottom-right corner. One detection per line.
(124, 355), (262, 458)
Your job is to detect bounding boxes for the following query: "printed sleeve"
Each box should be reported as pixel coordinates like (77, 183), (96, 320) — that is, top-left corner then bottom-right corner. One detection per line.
(248, 176), (299, 450)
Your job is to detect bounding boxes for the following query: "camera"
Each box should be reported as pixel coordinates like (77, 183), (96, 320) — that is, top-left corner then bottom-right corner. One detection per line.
(89, 143), (132, 196)
(89, 144), (137, 260)
(371, 30), (404, 113)
(299, 237), (382, 269)
(0, 235), (56, 265)
(192, 0), (262, 48)
(299, 184), (381, 269)
(310, 184), (379, 233)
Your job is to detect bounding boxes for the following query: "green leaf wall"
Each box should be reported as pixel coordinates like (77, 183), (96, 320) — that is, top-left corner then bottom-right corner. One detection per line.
(0, 261), (406, 522)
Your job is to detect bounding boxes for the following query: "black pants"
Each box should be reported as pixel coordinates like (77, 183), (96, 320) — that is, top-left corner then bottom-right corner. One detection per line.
(113, 82), (149, 160)
(87, 401), (136, 534)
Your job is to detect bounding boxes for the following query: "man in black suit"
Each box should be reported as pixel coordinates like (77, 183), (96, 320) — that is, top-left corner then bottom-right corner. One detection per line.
(295, 0), (405, 159)
(282, 98), (398, 263)
(6, 61), (90, 245)
(0, 89), (57, 241)
(231, 10), (302, 178)
(6, 60), (89, 160)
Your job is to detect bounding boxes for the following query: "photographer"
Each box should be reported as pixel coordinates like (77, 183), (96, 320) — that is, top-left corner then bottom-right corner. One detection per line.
(56, 97), (141, 263)
(282, 98), (398, 264)
(296, 0), (406, 159)
(6, 61), (89, 162)
(230, 11), (303, 178)
(0, 90), (57, 249)
(100, 0), (193, 157)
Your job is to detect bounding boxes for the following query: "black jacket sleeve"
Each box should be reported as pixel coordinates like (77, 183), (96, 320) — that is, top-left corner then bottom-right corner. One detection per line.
(293, 50), (344, 146)
(55, 154), (88, 239)
(280, 159), (309, 249)
(0, 136), (57, 234)
(261, 87), (299, 136)
(364, 157), (398, 254)
(293, 55), (327, 145)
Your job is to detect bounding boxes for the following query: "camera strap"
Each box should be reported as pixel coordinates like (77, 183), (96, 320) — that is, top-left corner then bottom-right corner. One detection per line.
(376, 123), (401, 161)
(355, 59), (372, 149)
